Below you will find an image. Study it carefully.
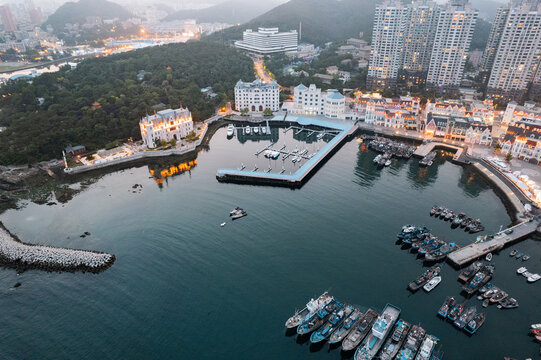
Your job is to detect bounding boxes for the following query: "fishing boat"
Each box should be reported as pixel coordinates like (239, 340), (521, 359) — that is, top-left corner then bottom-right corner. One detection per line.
(423, 276), (442, 292)
(414, 334), (438, 360)
(509, 249), (518, 257)
(408, 266), (440, 292)
(444, 211), (455, 221)
(532, 324), (541, 330)
(498, 297), (518, 309)
(434, 207), (444, 217)
(396, 325), (426, 360)
(479, 282), (495, 293)
(285, 292), (333, 328)
(460, 217), (472, 228)
(482, 299), (489, 308)
(379, 320), (411, 360)
(297, 300), (343, 335)
(462, 265), (494, 295)
(522, 254), (530, 261)
(452, 213), (466, 226)
(310, 305), (353, 343)
(454, 305), (476, 329)
(437, 297), (456, 318)
(354, 304), (401, 360)
(226, 124), (235, 137)
(231, 209), (247, 220)
(528, 273), (541, 283)
(342, 309), (379, 352)
(465, 312), (485, 334)
(458, 261), (483, 283)
(425, 243), (458, 262)
(485, 253), (492, 262)
(490, 290), (508, 303)
(329, 308), (363, 344)
(447, 302), (465, 322)
(517, 267), (527, 274)
(438, 208), (448, 219)
(482, 287), (500, 299)
(430, 206), (438, 216)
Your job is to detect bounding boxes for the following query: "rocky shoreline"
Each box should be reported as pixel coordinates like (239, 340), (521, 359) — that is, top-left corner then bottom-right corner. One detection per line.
(0, 222), (115, 274)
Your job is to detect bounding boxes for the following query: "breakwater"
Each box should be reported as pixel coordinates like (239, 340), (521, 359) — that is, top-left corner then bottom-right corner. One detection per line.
(0, 222), (114, 273)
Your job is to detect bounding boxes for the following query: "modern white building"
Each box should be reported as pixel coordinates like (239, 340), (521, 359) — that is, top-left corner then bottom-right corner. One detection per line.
(486, 0), (541, 102)
(324, 90), (346, 118)
(367, 0), (408, 90)
(140, 107), (194, 148)
(234, 27), (298, 54)
(234, 79), (280, 113)
(426, 0), (477, 93)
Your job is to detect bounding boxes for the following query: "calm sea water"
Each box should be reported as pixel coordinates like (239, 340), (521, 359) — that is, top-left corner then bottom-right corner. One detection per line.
(0, 126), (539, 360)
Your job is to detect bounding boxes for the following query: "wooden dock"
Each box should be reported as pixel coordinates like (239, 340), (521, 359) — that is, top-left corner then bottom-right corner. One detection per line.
(447, 220), (540, 267)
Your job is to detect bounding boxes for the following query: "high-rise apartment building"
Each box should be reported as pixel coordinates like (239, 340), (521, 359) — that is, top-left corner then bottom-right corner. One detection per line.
(426, 0), (478, 94)
(367, 1), (408, 91)
(479, 5), (510, 81)
(399, 0), (440, 87)
(485, 0), (541, 102)
(0, 5), (17, 32)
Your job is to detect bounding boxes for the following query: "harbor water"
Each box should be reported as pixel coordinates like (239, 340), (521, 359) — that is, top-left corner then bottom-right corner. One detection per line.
(0, 126), (539, 359)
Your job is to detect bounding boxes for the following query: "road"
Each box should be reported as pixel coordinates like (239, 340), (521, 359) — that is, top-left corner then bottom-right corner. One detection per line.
(253, 59), (274, 83)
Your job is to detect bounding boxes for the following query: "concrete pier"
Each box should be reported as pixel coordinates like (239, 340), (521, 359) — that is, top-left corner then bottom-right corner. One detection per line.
(216, 117), (357, 187)
(447, 220), (540, 267)
(413, 142), (468, 164)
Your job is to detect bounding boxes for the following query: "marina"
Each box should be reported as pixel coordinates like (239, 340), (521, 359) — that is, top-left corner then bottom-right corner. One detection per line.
(216, 117), (357, 187)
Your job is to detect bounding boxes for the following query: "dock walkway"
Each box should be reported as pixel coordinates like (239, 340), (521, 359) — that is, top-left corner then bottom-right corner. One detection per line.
(413, 142), (468, 164)
(447, 220), (540, 267)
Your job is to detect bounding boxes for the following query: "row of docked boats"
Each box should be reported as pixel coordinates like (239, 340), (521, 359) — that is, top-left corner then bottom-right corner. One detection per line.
(419, 152), (436, 167)
(285, 293), (442, 359)
(509, 248), (531, 262)
(368, 138), (416, 159)
(373, 153), (392, 167)
(429, 206), (484, 233)
(242, 125), (268, 136)
(517, 267), (541, 283)
(460, 262), (495, 295)
(437, 297), (485, 335)
(529, 324), (541, 344)
(397, 225), (459, 262)
(477, 282), (518, 309)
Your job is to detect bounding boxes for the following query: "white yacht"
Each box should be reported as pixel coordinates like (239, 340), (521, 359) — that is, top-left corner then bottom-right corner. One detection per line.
(423, 276), (442, 292)
(527, 273), (540, 283)
(245, 126), (251, 135)
(253, 126), (259, 134)
(517, 267), (527, 274)
(226, 124), (235, 137)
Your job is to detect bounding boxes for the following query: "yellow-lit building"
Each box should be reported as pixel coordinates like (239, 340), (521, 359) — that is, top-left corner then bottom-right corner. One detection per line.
(140, 107), (193, 148)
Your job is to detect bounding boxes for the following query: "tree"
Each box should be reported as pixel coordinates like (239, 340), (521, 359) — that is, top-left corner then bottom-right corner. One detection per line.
(169, 138), (177, 147)
(505, 153), (513, 162)
(240, 108), (249, 116)
(263, 108), (273, 116)
(494, 143), (502, 151)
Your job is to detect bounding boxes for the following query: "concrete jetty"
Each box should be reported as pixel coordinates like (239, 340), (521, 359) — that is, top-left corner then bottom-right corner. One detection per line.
(216, 117), (357, 188)
(447, 220), (540, 267)
(0, 222), (115, 273)
(413, 142), (468, 164)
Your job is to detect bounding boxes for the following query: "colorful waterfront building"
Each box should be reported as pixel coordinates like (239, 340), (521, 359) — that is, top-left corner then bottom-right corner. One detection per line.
(140, 107), (194, 148)
(501, 120), (541, 164)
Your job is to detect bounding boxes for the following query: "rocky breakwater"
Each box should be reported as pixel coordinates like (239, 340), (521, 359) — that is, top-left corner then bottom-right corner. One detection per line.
(0, 222), (115, 273)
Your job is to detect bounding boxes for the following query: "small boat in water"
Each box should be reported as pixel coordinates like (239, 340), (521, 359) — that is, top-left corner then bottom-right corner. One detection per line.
(522, 254), (530, 261)
(430, 206), (438, 216)
(437, 297), (456, 318)
(490, 290), (508, 303)
(396, 324), (426, 360)
(253, 126), (259, 134)
(342, 309), (379, 352)
(220, 222), (226, 227)
(465, 312), (485, 334)
(423, 276), (441, 292)
(226, 124), (235, 137)
(447, 302), (465, 322)
(329, 308), (363, 344)
(245, 126), (251, 134)
(414, 334), (438, 360)
(453, 213), (466, 226)
(479, 282), (495, 293)
(458, 261), (483, 283)
(485, 253), (492, 262)
(310, 304), (353, 343)
(498, 297), (518, 309)
(444, 211), (454, 221)
(482, 299), (490, 308)
(385, 159), (392, 167)
(285, 292), (333, 328)
(509, 249), (518, 257)
(528, 273), (541, 283)
(515, 252), (523, 259)
(379, 320), (411, 360)
(517, 267), (527, 274)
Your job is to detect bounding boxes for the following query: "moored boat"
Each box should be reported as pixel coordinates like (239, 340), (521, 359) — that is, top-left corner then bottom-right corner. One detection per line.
(329, 308), (363, 344)
(465, 312), (485, 334)
(479, 282), (495, 293)
(430, 206), (438, 216)
(414, 334), (438, 360)
(226, 124), (235, 137)
(310, 304), (353, 343)
(509, 249), (518, 257)
(453, 213), (466, 226)
(527, 273), (540, 283)
(285, 292), (333, 328)
(342, 309), (379, 352)
(517, 267), (527, 275)
(245, 125), (251, 134)
(425, 243), (458, 262)
(423, 276), (441, 292)
(297, 300), (342, 335)
(354, 303), (401, 360)
(408, 266), (440, 292)
(454, 305), (476, 329)
(379, 320), (411, 360)
(498, 297), (518, 309)
(447, 302), (465, 322)
(458, 261), (483, 282)
(437, 297), (456, 318)
(490, 290), (508, 303)
(396, 324), (426, 360)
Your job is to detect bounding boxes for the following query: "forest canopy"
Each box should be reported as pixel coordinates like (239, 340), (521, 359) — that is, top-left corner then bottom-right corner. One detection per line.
(0, 41), (254, 165)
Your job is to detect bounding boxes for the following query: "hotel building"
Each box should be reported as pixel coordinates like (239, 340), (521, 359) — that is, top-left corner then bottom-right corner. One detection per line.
(234, 79), (280, 113)
(140, 108), (194, 148)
